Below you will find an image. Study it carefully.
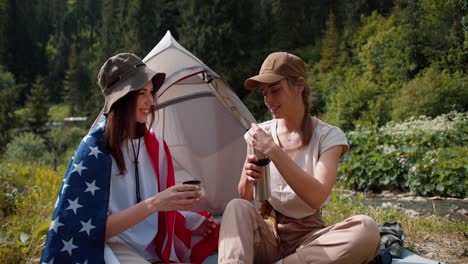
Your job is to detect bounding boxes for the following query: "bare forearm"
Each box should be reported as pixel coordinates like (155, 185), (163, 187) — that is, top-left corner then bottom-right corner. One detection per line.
(105, 197), (157, 240)
(105, 184), (201, 240)
(238, 147), (255, 200)
(238, 172), (254, 200)
(266, 146), (330, 209)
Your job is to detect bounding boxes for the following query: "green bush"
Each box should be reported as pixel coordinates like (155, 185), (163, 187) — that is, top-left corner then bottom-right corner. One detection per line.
(407, 146), (468, 197)
(45, 126), (87, 169)
(2, 127), (86, 169)
(3, 133), (52, 165)
(339, 112), (467, 198)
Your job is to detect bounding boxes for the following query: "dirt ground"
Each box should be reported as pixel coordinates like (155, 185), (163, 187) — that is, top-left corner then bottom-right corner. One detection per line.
(411, 237), (467, 264)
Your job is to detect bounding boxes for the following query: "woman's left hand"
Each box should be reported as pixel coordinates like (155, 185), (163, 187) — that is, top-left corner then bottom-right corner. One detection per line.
(192, 217), (218, 237)
(246, 123), (276, 155)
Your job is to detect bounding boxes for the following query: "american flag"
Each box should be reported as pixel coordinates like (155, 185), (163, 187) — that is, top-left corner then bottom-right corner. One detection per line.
(41, 116), (219, 263)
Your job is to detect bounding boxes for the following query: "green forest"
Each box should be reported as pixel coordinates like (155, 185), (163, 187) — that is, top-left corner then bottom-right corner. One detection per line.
(0, 0), (466, 193)
(0, 1), (467, 262)
(0, 0), (468, 194)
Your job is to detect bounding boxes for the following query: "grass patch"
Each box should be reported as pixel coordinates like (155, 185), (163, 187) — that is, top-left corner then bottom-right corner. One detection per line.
(323, 189), (468, 263)
(0, 163), (63, 263)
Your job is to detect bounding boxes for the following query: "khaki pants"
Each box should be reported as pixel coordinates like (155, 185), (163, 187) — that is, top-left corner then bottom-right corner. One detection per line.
(219, 199), (380, 264)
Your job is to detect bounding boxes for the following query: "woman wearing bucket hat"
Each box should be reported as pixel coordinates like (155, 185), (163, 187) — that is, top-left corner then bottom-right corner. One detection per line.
(218, 52), (380, 264)
(41, 53), (219, 264)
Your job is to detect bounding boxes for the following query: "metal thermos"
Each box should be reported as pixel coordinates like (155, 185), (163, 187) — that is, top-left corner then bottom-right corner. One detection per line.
(251, 148), (271, 201)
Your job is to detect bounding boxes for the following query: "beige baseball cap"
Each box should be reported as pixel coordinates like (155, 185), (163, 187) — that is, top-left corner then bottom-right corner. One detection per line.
(244, 52), (306, 90)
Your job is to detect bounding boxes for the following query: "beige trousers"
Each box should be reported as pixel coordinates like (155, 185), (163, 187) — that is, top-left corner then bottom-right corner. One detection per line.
(218, 199), (380, 264)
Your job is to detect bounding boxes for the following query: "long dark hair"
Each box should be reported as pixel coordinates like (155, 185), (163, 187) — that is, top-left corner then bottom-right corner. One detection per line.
(104, 90), (156, 175)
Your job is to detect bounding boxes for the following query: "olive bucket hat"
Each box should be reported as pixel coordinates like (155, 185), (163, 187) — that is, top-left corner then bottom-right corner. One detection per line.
(97, 53), (166, 114)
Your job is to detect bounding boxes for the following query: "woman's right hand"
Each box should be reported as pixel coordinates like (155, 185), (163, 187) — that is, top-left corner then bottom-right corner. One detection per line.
(244, 154), (266, 183)
(149, 185), (201, 212)
(105, 185), (200, 240)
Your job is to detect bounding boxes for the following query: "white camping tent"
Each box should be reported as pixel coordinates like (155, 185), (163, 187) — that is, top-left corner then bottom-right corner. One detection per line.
(143, 31), (256, 215)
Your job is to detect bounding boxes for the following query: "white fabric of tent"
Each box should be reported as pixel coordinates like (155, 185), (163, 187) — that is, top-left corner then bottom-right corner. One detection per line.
(143, 31), (255, 215)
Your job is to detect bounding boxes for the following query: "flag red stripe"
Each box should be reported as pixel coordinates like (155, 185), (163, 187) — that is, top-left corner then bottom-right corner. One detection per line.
(145, 130), (218, 263)
(145, 130), (168, 262)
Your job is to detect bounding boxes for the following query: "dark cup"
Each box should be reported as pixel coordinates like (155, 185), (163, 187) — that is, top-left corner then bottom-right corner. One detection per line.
(182, 180), (201, 185)
(182, 180), (203, 199)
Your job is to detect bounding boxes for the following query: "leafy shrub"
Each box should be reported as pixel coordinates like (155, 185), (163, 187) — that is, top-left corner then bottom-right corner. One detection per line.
(407, 146), (468, 197)
(3, 133), (52, 165)
(2, 127), (86, 169)
(45, 126), (87, 169)
(339, 112), (467, 198)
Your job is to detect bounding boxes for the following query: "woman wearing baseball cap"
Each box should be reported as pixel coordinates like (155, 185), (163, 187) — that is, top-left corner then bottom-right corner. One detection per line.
(41, 53), (218, 263)
(218, 52), (380, 263)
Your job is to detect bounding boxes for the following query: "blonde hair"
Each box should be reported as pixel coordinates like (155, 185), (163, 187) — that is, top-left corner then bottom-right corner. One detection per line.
(285, 78), (313, 146)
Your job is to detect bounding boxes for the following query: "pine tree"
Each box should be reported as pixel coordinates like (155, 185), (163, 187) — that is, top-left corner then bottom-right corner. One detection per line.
(125, 0), (180, 55)
(0, 65), (18, 152)
(63, 45), (92, 117)
(4, 0), (52, 88)
(23, 75), (49, 134)
(318, 11), (339, 73)
(270, 0), (308, 50)
(0, 0), (8, 62)
(177, 0), (267, 95)
(99, 0), (127, 62)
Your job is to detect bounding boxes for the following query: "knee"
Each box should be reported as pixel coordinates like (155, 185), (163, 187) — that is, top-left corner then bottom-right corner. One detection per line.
(329, 215), (380, 263)
(223, 198), (255, 216)
(349, 215), (380, 248)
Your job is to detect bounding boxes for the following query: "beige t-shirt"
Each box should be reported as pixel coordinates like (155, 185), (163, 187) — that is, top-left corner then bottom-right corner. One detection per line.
(258, 117), (349, 219)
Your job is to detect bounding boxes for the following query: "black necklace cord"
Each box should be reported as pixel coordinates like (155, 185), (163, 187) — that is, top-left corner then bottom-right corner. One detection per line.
(131, 137), (142, 203)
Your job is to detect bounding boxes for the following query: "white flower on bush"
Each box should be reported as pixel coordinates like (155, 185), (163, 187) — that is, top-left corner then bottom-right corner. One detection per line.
(378, 111), (466, 136)
(380, 144), (397, 154)
(398, 156), (407, 165)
